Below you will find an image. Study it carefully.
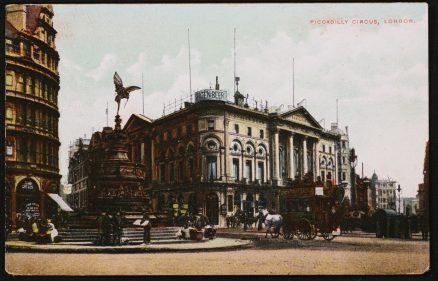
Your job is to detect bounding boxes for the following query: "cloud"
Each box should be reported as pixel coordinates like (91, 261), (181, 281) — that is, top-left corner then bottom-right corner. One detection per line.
(55, 5), (427, 197)
(86, 53), (118, 81)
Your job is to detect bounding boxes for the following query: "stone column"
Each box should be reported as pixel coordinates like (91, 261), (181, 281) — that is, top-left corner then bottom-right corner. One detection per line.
(224, 118), (230, 180)
(252, 157), (255, 182)
(303, 136), (308, 175)
(220, 148), (225, 180)
(201, 155), (206, 181)
(272, 130), (280, 180)
(151, 139), (155, 181)
(314, 141), (319, 181)
(288, 133), (295, 179)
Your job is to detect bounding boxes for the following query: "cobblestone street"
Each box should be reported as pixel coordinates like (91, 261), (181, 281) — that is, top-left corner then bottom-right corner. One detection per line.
(6, 236), (429, 275)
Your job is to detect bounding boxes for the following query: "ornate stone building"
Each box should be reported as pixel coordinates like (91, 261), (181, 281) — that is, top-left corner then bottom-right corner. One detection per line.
(67, 138), (90, 211)
(5, 4), (61, 228)
(119, 78), (349, 226)
(375, 177), (398, 210)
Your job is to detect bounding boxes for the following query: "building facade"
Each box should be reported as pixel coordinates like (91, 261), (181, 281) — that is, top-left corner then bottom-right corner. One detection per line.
(119, 79), (349, 226)
(67, 138), (90, 211)
(5, 4), (61, 228)
(375, 177), (397, 210)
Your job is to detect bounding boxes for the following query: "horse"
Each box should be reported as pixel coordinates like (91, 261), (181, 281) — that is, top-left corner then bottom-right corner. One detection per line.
(262, 209), (283, 238)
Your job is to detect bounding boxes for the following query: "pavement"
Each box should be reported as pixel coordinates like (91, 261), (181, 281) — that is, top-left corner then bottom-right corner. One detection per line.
(5, 237), (253, 253)
(5, 228), (426, 254)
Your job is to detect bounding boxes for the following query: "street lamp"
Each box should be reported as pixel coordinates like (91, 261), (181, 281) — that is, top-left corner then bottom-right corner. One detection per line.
(397, 184), (402, 214)
(349, 148), (358, 208)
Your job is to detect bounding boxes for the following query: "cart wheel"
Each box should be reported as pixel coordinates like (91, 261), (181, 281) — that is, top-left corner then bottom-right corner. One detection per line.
(283, 231), (293, 240)
(296, 219), (312, 240)
(322, 232), (335, 241)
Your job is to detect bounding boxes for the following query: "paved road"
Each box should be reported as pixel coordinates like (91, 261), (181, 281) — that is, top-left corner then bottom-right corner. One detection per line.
(6, 236), (429, 275)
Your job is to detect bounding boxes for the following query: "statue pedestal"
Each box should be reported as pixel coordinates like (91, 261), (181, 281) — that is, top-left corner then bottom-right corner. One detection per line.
(115, 115), (122, 131)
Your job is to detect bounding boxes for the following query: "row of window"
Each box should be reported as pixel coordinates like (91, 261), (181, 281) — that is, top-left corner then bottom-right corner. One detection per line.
(205, 119), (266, 139)
(159, 158), (195, 183)
(6, 103), (59, 135)
(6, 38), (58, 72)
(158, 156), (267, 184)
(321, 144), (333, 154)
(5, 70), (58, 105)
(157, 124), (193, 143)
(232, 123), (264, 138)
(378, 189), (396, 195)
(6, 136), (59, 169)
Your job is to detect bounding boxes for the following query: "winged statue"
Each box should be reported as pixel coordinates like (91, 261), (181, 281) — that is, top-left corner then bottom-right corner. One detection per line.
(113, 72), (141, 115)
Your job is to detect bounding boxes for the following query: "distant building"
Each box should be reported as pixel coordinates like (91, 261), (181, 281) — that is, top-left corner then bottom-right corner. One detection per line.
(399, 197), (419, 216)
(328, 124), (352, 202)
(67, 138), (90, 210)
(5, 4), (61, 228)
(375, 177), (397, 210)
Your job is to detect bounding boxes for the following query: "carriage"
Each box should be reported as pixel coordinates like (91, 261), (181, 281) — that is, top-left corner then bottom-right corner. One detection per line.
(279, 183), (345, 241)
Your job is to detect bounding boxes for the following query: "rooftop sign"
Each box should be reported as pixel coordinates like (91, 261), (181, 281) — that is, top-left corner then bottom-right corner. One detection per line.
(195, 89), (228, 103)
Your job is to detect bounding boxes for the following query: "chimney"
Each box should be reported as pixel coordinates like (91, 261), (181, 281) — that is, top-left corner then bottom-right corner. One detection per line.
(6, 4), (26, 31)
(215, 76), (220, 90)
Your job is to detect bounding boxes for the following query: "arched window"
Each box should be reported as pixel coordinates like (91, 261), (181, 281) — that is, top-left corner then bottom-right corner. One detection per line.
(231, 140), (242, 155)
(244, 142), (255, 157)
(257, 145), (266, 158)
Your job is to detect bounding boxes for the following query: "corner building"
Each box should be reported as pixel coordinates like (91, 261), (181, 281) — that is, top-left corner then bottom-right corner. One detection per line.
(122, 80), (349, 226)
(5, 4), (61, 228)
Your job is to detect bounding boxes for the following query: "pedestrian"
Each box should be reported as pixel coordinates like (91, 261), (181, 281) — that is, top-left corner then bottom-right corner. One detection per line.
(96, 211), (105, 245)
(102, 211), (113, 245)
(46, 218), (59, 243)
(257, 209), (264, 231)
(112, 211), (123, 246)
(140, 212), (151, 245)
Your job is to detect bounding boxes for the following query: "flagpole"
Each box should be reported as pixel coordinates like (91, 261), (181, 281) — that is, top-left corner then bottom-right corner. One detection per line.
(293, 58), (295, 107)
(106, 101), (108, 127)
(234, 27), (236, 94)
(188, 28), (192, 102)
(142, 72), (144, 115)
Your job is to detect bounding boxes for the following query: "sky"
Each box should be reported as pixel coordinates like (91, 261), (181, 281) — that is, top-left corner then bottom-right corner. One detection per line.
(53, 3), (428, 197)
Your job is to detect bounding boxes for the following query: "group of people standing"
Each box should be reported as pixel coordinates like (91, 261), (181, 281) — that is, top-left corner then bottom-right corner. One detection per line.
(95, 211), (124, 246)
(17, 217), (59, 243)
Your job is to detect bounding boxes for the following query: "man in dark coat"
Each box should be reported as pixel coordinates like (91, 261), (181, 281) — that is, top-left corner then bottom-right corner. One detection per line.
(101, 211), (113, 245)
(112, 211), (123, 246)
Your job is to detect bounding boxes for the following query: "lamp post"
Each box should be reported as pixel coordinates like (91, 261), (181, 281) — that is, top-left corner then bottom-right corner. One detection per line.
(397, 184), (402, 214)
(349, 148), (358, 208)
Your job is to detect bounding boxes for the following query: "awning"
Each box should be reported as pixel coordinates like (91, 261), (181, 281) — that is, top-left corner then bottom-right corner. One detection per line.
(47, 193), (74, 212)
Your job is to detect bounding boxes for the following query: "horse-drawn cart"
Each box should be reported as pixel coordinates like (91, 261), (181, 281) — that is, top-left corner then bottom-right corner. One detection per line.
(279, 183), (344, 241)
